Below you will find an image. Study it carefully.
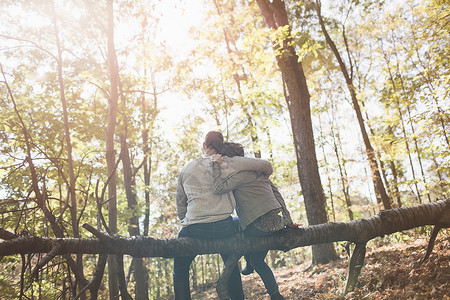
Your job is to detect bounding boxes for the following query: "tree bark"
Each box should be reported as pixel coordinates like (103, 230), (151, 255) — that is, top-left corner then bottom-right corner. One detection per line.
(0, 199), (447, 258)
(256, 0), (338, 264)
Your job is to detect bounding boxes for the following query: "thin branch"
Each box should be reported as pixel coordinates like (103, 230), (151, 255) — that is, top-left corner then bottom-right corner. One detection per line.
(0, 227), (19, 240)
(0, 34), (57, 61)
(116, 255), (133, 300)
(100, 154), (122, 205)
(120, 88), (170, 97)
(30, 241), (63, 280)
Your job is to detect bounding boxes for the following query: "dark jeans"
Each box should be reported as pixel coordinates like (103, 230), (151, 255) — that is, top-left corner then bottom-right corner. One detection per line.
(242, 221), (279, 296)
(173, 217), (245, 300)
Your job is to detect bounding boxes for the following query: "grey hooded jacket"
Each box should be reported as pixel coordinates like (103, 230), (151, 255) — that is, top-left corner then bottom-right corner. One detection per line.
(210, 156), (292, 231)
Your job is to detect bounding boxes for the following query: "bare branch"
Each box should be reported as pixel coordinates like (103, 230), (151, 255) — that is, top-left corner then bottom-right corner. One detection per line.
(0, 34), (57, 61)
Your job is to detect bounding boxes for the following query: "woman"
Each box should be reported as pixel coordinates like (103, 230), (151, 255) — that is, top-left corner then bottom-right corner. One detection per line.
(174, 131), (244, 300)
(210, 142), (292, 300)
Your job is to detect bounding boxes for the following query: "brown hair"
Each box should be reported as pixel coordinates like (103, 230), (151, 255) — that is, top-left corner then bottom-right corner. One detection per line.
(204, 131), (223, 152)
(220, 142), (244, 157)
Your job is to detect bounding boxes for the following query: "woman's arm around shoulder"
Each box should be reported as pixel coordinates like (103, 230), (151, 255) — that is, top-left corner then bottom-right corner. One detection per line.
(225, 156), (273, 177)
(210, 160), (251, 195)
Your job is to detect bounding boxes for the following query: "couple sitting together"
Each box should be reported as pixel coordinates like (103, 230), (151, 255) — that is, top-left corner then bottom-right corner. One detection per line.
(173, 131), (294, 300)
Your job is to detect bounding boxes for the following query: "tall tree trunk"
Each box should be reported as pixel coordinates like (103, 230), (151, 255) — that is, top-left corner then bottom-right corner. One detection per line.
(140, 17), (152, 238)
(394, 78), (422, 203)
(315, 0), (391, 210)
(120, 134), (149, 300)
(106, 0), (119, 297)
(256, 0), (338, 264)
(50, 2), (86, 297)
(318, 114), (336, 222)
(142, 98), (152, 237)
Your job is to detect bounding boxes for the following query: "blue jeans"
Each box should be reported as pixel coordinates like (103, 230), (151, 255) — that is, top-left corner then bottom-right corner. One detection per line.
(173, 217), (245, 300)
(243, 222), (279, 296)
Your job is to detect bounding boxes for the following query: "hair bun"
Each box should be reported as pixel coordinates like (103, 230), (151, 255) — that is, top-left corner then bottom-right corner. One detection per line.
(204, 131), (223, 152)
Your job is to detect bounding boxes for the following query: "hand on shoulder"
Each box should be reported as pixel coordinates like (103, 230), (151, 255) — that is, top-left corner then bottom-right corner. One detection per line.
(211, 154), (224, 164)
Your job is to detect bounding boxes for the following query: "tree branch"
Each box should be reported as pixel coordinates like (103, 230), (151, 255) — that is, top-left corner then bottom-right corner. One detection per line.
(1, 199), (447, 258)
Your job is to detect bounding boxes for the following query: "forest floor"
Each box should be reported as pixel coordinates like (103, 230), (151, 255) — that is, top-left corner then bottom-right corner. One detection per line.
(192, 231), (450, 299)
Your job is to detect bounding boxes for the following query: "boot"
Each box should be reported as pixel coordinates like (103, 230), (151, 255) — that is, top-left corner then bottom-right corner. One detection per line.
(270, 292), (286, 300)
(241, 263), (254, 275)
(241, 255), (254, 275)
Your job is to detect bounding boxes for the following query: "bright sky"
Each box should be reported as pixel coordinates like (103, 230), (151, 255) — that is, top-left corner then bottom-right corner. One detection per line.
(110, 0), (214, 144)
(141, 1), (218, 142)
(156, 0), (207, 52)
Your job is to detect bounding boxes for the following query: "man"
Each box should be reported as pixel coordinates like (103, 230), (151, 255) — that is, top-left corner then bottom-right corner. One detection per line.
(173, 131), (244, 300)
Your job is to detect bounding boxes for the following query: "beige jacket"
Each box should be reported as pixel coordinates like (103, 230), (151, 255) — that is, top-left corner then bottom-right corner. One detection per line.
(176, 155), (235, 226)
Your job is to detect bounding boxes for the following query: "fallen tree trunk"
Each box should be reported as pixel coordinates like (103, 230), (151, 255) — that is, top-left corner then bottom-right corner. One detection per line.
(1, 199), (448, 257)
(1, 199), (449, 298)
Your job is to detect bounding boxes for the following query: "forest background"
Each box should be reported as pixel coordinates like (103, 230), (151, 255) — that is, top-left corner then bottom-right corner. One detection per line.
(0, 0), (448, 299)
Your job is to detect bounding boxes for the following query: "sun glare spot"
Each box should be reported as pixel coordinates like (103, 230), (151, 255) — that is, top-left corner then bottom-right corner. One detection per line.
(154, 0), (207, 53)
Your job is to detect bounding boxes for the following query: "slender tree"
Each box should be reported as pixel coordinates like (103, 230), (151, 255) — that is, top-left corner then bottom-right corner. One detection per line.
(50, 2), (87, 297)
(329, 99), (353, 220)
(381, 41), (423, 204)
(315, 0), (391, 210)
(106, 0), (119, 297)
(317, 112), (336, 222)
